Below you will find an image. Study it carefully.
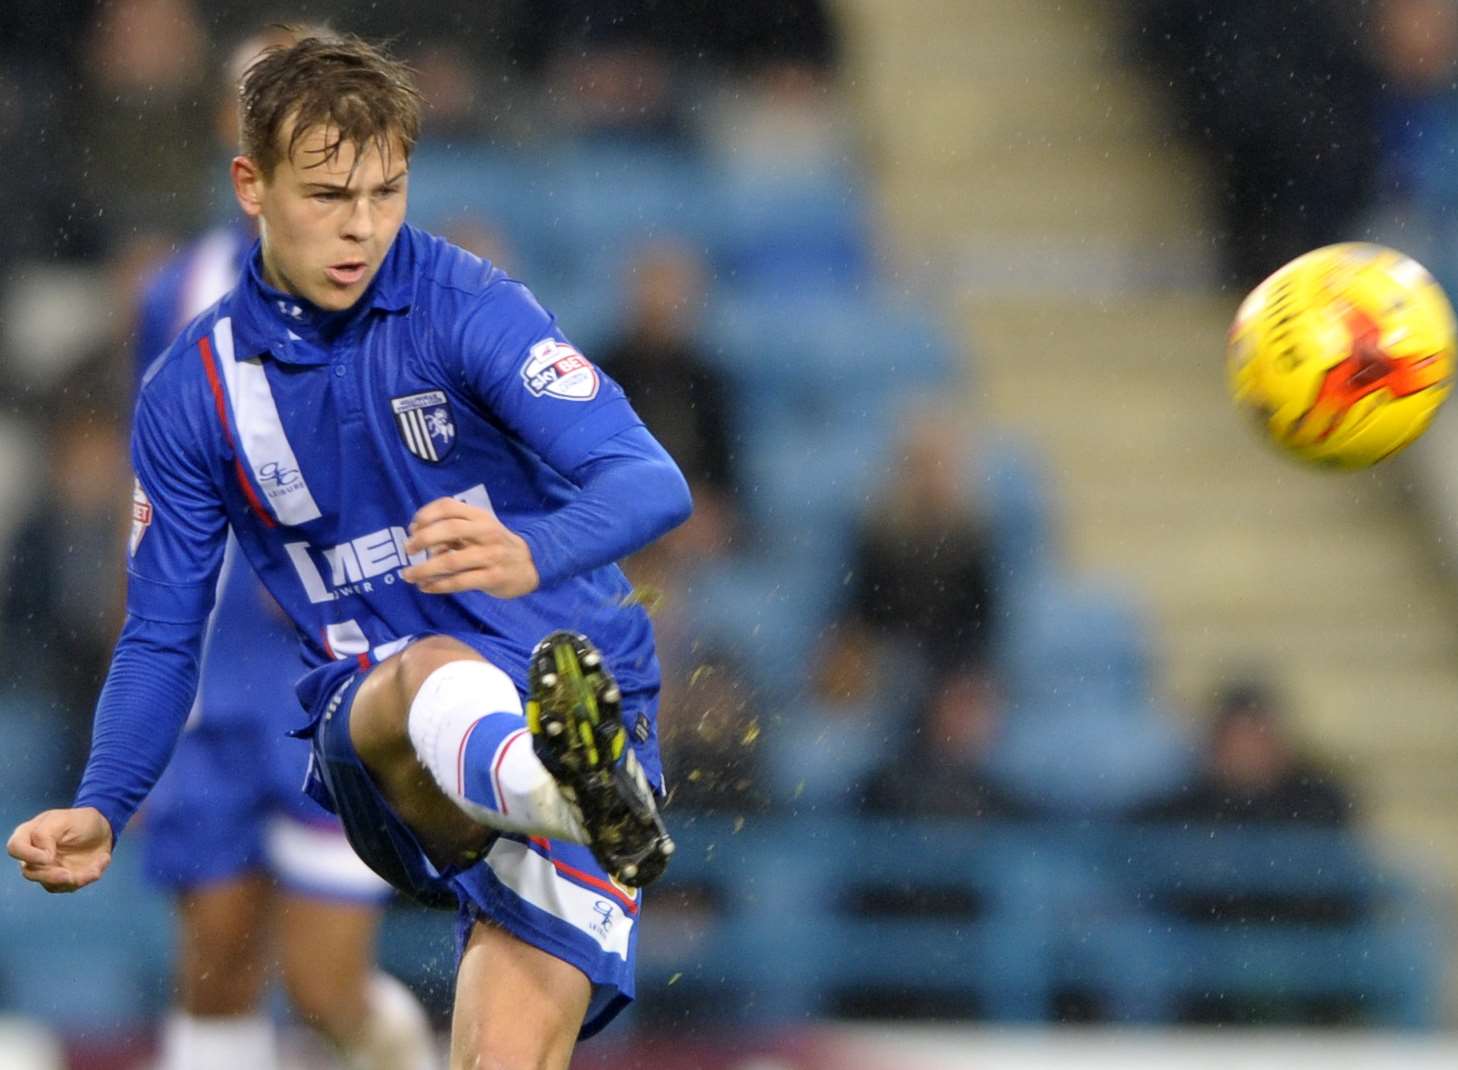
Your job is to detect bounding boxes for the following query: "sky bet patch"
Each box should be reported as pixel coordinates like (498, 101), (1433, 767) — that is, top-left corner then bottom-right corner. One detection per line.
(522, 338), (600, 401)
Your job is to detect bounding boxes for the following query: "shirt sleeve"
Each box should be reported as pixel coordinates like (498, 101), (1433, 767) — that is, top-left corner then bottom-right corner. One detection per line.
(72, 615), (203, 841)
(72, 374), (228, 841)
(515, 425), (693, 587)
(453, 279), (644, 475)
(125, 377), (228, 625)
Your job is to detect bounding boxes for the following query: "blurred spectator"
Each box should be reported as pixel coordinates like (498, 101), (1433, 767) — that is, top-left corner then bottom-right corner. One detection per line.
(765, 621), (903, 812)
(845, 412), (999, 675)
(1370, 0), (1458, 201)
(530, 2), (692, 144)
(702, 0), (839, 76)
(77, 0), (215, 241)
(1127, 0), (1382, 287)
(505, 0), (838, 80)
(1, 359), (129, 754)
(604, 243), (736, 491)
(698, 19), (868, 292)
(859, 665), (1027, 820)
(1362, 0), (1458, 289)
(1137, 676), (1355, 827)
(605, 241), (741, 567)
(0, 0), (101, 265)
(659, 656), (766, 815)
(1132, 677), (1367, 967)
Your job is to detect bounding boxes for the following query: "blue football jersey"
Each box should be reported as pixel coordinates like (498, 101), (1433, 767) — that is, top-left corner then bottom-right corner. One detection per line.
(128, 225), (665, 783)
(135, 223), (303, 729)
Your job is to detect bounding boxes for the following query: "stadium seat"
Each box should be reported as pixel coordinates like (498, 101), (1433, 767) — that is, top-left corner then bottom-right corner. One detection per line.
(986, 578), (1194, 815)
(708, 291), (959, 429)
(683, 554), (832, 699)
(637, 816), (1063, 1023)
(999, 577), (1157, 711)
(0, 841), (172, 1033)
(1089, 825), (1446, 1025)
(0, 695), (73, 816)
(634, 817), (1442, 1027)
(974, 435), (1058, 601)
(707, 164), (873, 293)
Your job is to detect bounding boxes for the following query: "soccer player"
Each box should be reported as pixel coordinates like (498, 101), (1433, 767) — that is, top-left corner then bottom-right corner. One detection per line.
(133, 27), (437, 1070)
(9, 33), (685, 1070)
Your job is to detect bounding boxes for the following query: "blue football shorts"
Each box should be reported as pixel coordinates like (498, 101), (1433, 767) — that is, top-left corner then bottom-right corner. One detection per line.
(297, 632), (652, 1038)
(143, 708), (393, 903)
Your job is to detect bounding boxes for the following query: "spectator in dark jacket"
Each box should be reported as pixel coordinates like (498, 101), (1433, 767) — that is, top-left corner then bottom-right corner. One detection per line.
(1137, 677), (1354, 827)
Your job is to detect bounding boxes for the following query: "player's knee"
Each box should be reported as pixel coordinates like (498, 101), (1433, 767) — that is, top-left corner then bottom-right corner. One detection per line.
(282, 964), (362, 1036)
(392, 636), (480, 707)
(352, 636), (476, 763)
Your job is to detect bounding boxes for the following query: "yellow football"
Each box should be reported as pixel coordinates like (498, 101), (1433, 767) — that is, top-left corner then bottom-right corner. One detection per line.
(1227, 242), (1455, 468)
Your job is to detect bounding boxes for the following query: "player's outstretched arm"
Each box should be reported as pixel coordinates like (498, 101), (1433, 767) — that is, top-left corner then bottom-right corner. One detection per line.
(7, 807), (111, 893)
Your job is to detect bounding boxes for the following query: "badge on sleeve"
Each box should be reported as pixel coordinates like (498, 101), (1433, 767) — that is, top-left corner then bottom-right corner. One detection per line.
(521, 338), (600, 401)
(391, 390), (457, 463)
(129, 478), (153, 556)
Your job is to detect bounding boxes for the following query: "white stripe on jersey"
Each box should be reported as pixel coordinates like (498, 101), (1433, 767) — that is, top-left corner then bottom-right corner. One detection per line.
(214, 317), (323, 526)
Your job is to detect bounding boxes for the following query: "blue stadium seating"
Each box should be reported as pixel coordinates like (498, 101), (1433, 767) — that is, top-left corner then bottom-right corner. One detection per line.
(0, 824), (173, 1032)
(0, 695), (72, 816)
(633, 816), (1444, 1027)
(985, 579), (1193, 815)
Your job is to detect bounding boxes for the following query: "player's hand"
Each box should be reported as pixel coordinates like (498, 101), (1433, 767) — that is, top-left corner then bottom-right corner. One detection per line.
(402, 498), (540, 598)
(7, 808), (112, 893)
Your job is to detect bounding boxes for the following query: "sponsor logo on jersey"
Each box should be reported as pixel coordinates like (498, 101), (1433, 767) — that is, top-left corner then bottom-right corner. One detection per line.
(285, 484), (492, 603)
(521, 338), (599, 401)
(129, 479), (152, 556)
(589, 899), (617, 939)
(391, 390), (456, 463)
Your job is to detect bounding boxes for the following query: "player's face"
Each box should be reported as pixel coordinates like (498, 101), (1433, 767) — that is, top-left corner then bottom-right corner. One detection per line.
(232, 122), (408, 312)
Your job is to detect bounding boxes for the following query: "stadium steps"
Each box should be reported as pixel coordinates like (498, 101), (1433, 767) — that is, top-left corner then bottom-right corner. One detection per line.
(838, 0), (1458, 891)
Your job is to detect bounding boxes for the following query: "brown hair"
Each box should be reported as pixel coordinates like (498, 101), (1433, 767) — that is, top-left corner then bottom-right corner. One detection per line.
(239, 32), (423, 178)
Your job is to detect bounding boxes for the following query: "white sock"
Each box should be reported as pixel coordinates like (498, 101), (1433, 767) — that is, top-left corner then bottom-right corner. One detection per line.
(159, 1012), (276, 1070)
(406, 659), (587, 842)
(343, 973), (438, 1070)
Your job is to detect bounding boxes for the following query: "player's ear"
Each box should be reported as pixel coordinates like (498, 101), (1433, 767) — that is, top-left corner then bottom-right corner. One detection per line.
(232, 155), (266, 220)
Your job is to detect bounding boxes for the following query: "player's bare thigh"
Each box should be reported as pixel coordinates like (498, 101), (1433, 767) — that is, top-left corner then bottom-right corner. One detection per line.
(349, 635), (497, 865)
(451, 919), (589, 1070)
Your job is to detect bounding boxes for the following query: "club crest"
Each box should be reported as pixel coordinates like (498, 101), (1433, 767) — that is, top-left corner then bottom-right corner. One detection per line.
(391, 390), (456, 463)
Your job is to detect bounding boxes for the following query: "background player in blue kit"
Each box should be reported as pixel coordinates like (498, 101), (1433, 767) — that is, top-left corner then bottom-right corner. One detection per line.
(133, 26), (437, 1070)
(9, 32), (686, 1070)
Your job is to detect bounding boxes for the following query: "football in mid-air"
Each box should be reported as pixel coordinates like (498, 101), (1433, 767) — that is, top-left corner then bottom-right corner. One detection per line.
(1227, 242), (1455, 468)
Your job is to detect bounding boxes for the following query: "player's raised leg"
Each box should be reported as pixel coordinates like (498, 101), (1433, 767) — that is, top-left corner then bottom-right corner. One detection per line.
(346, 634), (671, 885)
